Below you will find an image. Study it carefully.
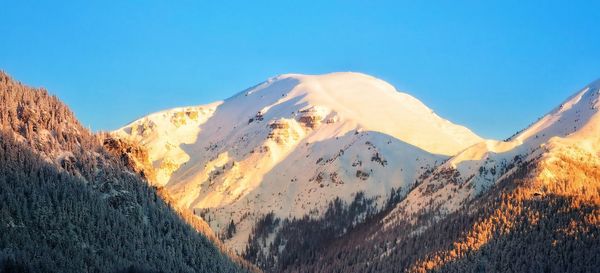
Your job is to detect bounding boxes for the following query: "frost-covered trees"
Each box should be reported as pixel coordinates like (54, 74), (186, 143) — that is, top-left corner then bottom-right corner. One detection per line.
(274, 161), (600, 273)
(0, 71), (248, 273)
(243, 191), (385, 272)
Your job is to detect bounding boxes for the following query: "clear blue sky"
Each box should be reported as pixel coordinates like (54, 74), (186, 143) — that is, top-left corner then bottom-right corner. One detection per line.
(1, 1), (599, 139)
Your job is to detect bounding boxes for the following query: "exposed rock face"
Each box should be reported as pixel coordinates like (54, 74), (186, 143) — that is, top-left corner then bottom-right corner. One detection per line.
(297, 109), (322, 129)
(129, 119), (156, 137)
(171, 110), (200, 127)
(102, 136), (157, 184)
(269, 120), (290, 130)
(113, 103), (222, 186)
(267, 119), (302, 144)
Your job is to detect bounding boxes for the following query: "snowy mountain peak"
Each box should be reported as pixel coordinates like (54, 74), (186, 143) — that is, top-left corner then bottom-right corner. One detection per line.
(512, 80), (600, 144)
(114, 72), (483, 251)
(229, 72), (482, 155)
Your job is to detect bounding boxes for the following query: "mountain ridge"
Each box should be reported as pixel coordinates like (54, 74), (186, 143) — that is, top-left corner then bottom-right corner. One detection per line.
(2, 69), (598, 273)
(113, 72), (484, 251)
(256, 77), (600, 273)
(383, 77), (600, 229)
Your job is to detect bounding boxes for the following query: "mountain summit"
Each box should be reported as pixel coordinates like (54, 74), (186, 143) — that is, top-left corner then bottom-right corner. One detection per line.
(232, 72), (482, 155)
(114, 72), (482, 250)
(288, 79), (600, 273)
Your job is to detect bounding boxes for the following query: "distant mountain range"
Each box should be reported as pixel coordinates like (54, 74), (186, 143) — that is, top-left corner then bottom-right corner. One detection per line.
(1, 70), (598, 273)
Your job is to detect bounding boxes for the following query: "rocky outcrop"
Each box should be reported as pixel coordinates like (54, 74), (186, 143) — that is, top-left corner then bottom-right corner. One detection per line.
(102, 136), (157, 183)
(129, 119), (156, 137)
(171, 110), (199, 127)
(297, 108), (323, 129)
(267, 119), (300, 144)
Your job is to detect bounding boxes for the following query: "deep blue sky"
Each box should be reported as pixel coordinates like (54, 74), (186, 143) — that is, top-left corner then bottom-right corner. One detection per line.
(1, 1), (599, 139)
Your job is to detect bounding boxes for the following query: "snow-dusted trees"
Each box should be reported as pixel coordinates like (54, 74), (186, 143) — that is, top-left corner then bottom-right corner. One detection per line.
(274, 161), (600, 273)
(0, 71), (248, 273)
(243, 191), (386, 272)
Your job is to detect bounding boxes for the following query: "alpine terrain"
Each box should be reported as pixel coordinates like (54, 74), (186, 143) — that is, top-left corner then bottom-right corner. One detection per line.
(255, 78), (600, 273)
(2, 69), (598, 273)
(113, 72), (483, 254)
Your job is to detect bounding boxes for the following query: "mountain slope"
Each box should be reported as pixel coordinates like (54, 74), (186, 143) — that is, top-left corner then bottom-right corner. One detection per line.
(279, 152), (600, 273)
(0, 71), (249, 273)
(114, 72), (482, 251)
(276, 80), (600, 273)
(383, 79), (600, 228)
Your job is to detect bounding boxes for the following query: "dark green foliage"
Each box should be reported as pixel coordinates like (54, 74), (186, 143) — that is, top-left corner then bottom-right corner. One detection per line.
(0, 256), (32, 273)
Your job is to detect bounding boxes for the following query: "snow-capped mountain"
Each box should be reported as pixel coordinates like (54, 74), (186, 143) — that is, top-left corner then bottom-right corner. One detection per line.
(383, 78), (600, 228)
(114, 72), (482, 251)
(279, 79), (600, 273)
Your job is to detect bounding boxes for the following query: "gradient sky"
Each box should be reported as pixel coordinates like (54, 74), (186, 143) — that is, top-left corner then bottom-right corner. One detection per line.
(1, 1), (599, 139)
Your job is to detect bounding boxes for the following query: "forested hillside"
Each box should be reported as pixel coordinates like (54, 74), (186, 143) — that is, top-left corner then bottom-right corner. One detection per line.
(235, 78), (600, 273)
(277, 150), (600, 273)
(0, 71), (250, 273)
